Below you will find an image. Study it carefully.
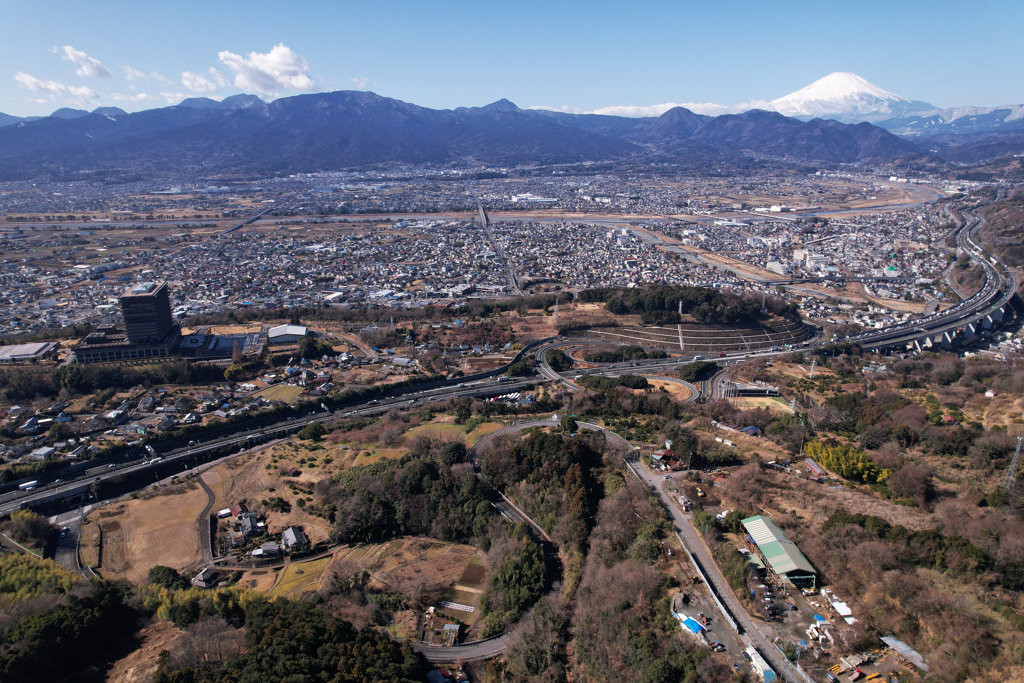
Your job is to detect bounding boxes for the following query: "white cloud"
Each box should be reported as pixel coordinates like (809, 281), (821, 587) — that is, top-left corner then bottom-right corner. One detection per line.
(159, 92), (186, 104)
(122, 66), (145, 80)
(218, 43), (316, 95)
(14, 71), (98, 103)
(61, 46), (110, 78)
(110, 92), (158, 103)
(530, 99), (775, 118)
(528, 104), (587, 114)
(122, 67), (174, 86)
(181, 68), (229, 93)
(348, 77), (378, 91)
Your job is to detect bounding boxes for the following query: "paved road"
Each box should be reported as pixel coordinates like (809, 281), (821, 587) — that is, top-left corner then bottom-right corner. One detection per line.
(196, 474), (216, 566)
(412, 419), (639, 663)
(411, 420), (565, 662)
(646, 375), (700, 402)
(630, 460), (804, 681)
(49, 509), (96, 578)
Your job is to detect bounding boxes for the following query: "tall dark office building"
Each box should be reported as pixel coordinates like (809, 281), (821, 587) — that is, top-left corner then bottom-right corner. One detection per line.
(119, 282), (174, 343)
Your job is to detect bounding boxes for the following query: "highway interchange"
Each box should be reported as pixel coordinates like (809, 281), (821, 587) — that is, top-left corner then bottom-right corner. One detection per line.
(0, 199), (1017, 673)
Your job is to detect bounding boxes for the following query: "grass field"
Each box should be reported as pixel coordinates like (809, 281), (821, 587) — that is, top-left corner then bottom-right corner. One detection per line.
(253, 384), (304, 403)
(352, 448), (407, 467)
(732, 396), (793, 413)
(88, 481), (207, 583)
(404, 420), (504, 447)
(466, 422), (503, 445)
(268, 556), (333, 598)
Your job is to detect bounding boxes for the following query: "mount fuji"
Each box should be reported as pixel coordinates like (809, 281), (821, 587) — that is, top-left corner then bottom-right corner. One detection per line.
(770, 72), (937, 123)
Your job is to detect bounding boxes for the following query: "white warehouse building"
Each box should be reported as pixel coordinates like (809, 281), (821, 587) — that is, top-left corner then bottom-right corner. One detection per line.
(267, 324), (308, 344)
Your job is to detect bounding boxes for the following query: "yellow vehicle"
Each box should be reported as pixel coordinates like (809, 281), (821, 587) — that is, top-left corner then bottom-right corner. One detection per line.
(696, 487), (706, 498)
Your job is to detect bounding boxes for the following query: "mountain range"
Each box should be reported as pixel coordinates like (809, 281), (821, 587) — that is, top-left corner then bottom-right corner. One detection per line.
(0, 89), (925, 176)
(0, 73), (1020, 176)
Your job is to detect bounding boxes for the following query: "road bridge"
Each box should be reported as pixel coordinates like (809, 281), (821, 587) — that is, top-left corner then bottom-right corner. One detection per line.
(219, 206), (273, 235)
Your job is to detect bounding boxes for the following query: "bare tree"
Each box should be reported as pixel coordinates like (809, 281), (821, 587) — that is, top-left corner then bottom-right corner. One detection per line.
(167, 616), (245, 671)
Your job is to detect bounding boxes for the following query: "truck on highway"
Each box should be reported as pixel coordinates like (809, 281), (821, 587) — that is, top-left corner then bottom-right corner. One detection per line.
(19, 480), (38, 491)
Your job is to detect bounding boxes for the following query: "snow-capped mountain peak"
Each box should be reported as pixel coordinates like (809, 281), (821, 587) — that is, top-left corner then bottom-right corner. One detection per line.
(770, 72), (935, 123)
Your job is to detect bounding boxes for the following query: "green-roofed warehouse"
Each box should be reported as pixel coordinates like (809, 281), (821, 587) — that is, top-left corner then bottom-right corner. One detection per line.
(741, 515), (816, 589)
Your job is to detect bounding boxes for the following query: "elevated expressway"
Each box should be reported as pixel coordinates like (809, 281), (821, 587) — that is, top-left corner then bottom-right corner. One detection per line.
(845, 209), (1017, 354)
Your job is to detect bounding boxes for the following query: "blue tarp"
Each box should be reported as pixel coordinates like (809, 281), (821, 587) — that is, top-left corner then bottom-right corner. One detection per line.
(682, 617), (705, 634)
(813, 614), (826, 622)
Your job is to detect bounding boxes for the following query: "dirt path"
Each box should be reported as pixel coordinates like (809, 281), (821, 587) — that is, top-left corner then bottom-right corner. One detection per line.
(327, 330), (377, 357)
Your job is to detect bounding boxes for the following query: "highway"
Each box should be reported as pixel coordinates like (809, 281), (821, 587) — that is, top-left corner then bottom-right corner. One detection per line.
(0, 197), (1014, 670)
(9, 207), (1012, 517)
(477, 197), (522, 296)
(845, 209), (1016, 351)
(0, 374), (543, 516)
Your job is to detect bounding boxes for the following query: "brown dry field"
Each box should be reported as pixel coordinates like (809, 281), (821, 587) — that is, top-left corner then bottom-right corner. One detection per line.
(317, 327), (375, 356)
(252, 384), (304, 403)
(338, 368), (379, 385)
(773, 361), (834, 380)
(727, 466), (936, 532)
(508, 311), (558, 340)
(963, 392), (1024, 431)
(695, 421), (792, 462)
(326, 537), (488, 628)
(88, 481), (207, 583)
(463, 356), (515, 373)
(646, 379), (694, 402)
(209, 324), (263, 335)
(206, 443), (340, 545)
(78, 520), (101, 567)
(235, 567), (278, 591)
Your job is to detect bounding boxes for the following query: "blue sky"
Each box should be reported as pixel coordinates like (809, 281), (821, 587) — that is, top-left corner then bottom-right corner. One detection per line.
(3, 0), (1021, 117)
